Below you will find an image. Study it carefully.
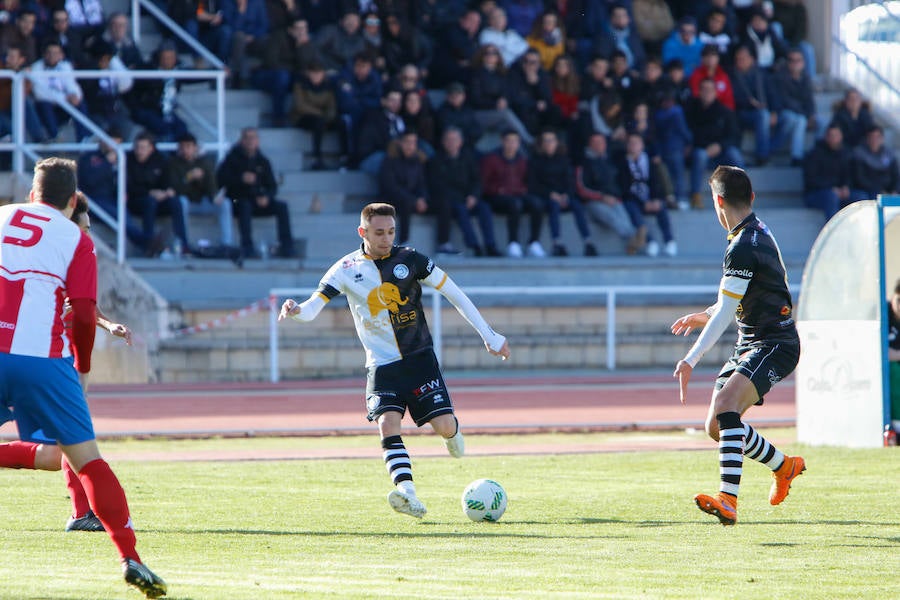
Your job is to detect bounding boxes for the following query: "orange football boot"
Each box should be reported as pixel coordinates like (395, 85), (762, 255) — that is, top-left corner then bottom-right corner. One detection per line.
(769, 455), (806, 505)
(694, 492), (738, 525)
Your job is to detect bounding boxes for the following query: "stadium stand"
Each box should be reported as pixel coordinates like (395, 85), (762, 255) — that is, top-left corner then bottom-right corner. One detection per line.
(2, 1), (898, 381)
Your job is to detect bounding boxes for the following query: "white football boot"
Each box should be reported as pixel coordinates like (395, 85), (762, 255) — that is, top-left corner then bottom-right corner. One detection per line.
(387, 489), (427, 518)
(444, 430), (465, 458)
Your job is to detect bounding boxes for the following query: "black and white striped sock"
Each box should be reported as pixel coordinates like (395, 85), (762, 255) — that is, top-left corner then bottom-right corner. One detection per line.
(743, 423), (785, 471)
(717, 411), (745, 499)
(382, 435), (412, 486)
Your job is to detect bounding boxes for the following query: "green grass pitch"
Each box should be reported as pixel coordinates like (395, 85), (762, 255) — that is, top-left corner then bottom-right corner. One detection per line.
(0, 433), (897, 599)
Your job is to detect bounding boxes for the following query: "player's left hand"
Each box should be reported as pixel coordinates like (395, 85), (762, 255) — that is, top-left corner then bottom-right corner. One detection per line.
(673, 360), (692, 405)
(109, 323), (133, 345)
(670, 312), (709, 336)
(487, 339), (510, 361)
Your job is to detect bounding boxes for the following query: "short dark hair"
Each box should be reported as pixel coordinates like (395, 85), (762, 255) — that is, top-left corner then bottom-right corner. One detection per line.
(709, 165), (752, 208)
(134, 130), (156, 145)
(894, 278), (900, 295)
(176, 131), (197, 144)
(33, 157), (77, 209)
(361, 202), (396, 226)
(71, 190), (89, 224)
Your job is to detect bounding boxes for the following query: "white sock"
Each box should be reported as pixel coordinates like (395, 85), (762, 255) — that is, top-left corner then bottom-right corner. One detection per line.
(397, 480), (416, 496)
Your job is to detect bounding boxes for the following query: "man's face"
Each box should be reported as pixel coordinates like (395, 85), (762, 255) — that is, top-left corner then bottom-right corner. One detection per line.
(133, 139), (153, 162)
(610, 7), (629, 30)
(17, 13), (35, 36)
(489, 8), (507, 31)
(341, 12), (360, 35)
(241, 130), (260, 154)
(707, 13), (726, 34)
(359, 215), (395, 255)
(4, 48), (24, 70)
(787, 52), (804, 75)
(679, 24), (696, 43)
(588, 134), (607, 155)
(158, 49), (177, 70)
(867, 129), (883, 152)
(353, 59), (372, 80)
(383, 92), (402, 114)
(399, 134), (418, 157)
(447, 90), (465, 107)
(734, 48), (753, 71)
(109, 15), (128, 42)
(626, 135), (643, 156)
(308, 69), (325, 85)
(699, 81), (717, 105)
(701, 51), (719, 70)
(43, 45), (63, 67)
(52, 11), (68, 32)
(540, 132), (558, 155)
(442, 130), (462, 155)
(501, 133), (520, 155)
(178, 140), (198, 161)
(289, 20), (309, 43)
(461, 11), (481, 34)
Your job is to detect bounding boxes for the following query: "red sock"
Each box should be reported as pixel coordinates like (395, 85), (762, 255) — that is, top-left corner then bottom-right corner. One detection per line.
(0, 441), (38, 469)
(77, 459), (140, 562)
(63, 459), (91, 518)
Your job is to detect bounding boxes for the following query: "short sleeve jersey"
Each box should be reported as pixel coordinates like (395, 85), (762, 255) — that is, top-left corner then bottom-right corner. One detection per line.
(316, 245), (445, 367)
(0, 202), (97, 358)
(723, 213), (798, 346)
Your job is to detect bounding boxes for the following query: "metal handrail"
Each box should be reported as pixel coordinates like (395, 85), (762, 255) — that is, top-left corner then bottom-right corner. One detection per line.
(132, 0), (226, 70)
(1, 68), (228, 263)
(266, 284), (774, 383)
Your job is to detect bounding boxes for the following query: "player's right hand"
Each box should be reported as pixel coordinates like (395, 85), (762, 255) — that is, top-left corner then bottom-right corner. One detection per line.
(279, 299), (300, 321)
(487, 339), (510, 361)
(670, 312), (709, 336)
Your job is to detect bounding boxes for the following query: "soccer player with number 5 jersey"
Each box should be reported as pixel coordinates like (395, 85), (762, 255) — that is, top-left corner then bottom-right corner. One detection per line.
(0, 158), (166, 597)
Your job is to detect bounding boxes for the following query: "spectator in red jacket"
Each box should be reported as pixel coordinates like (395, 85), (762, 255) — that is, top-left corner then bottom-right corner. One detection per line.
(480, 129), (546, 257)
(688, 43), (734, 110)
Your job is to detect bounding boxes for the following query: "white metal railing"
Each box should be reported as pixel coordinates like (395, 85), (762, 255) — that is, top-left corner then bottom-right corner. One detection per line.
(267, 284), (738, 383)
(833, 1), (900, 131)
(0, 68), (227, 264)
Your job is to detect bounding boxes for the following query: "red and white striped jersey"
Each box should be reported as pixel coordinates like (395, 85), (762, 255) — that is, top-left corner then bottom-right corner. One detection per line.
(0, 202), (97, 359)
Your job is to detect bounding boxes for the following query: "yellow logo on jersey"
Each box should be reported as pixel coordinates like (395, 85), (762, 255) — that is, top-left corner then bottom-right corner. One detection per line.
(367, 283), (408, 316)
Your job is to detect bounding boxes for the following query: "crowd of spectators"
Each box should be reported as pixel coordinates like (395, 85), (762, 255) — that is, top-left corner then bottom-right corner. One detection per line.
(0, 0), (897, 259)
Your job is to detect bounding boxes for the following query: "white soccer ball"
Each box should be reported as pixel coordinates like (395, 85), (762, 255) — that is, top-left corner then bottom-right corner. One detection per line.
(461, 479), (507, 522)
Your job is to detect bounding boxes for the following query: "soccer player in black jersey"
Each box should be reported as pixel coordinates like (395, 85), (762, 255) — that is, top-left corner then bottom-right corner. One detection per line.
(279, 203), (510, 518)
(671, 165), (805, 525)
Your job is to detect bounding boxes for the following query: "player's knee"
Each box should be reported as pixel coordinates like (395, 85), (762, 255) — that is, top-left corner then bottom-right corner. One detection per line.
(34, 444), (63, 471)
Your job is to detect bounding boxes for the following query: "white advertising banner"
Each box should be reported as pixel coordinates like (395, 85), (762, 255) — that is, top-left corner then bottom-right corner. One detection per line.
(796, 320), (884, 447)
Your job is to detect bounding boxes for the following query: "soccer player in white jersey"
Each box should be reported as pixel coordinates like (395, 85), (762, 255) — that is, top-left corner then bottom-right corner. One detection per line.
(279, 203), (510, 518)
(0, 159), (166, 597)
(671, 165), (804, 526)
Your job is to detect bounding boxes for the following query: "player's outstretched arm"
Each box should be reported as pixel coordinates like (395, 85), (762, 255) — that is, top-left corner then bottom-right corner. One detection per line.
(96, 306), (133, 345)
(279, 294), (329, 323)
(671, 311), (710, 336)
(429, 270), (508, 360)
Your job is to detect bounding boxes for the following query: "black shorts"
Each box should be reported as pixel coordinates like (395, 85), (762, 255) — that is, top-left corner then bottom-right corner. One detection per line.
(715, 342), (800, 404)
(365, 350), (454, 427)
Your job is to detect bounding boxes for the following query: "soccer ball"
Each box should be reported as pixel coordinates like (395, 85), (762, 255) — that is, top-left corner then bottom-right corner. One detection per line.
(461, 479), (507, 522)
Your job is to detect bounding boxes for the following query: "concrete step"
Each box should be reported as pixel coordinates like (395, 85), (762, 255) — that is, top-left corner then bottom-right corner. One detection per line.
(179, 89), (268, 110)
(280, 170), (376, 195)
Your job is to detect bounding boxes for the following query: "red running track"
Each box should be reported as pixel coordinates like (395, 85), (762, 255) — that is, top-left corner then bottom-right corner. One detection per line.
(0, 372), (794, 439)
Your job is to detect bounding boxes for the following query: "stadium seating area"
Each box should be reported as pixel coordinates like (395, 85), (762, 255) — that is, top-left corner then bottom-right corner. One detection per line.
(2, 1), (898, 381)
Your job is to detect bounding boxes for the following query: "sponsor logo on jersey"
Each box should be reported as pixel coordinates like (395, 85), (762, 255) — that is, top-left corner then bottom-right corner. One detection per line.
(341, 258), (356, 269)
(392, 264), (410, 279)
(433, 393), (444, 404)
(0, 321), (15, 330)
(767, 369), (782, 385)
(725, 268), (754, 278)
(390, 309), (417, 326)
(426, 259), (434, 273)
(367, 283), (408, 316)
(780, 305), (791, 316)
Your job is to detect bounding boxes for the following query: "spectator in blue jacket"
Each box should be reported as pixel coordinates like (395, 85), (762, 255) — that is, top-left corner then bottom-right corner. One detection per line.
(662, 16), (703, 76)
(222, 0), (269, 88)
(592, 3), (646, 71)
(730, 44), (780, 166)
(335, 52), (382, 164)
(654, 86), (692, 210)
(770, 47), (815, 166)
(501, 0), (544, 38)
